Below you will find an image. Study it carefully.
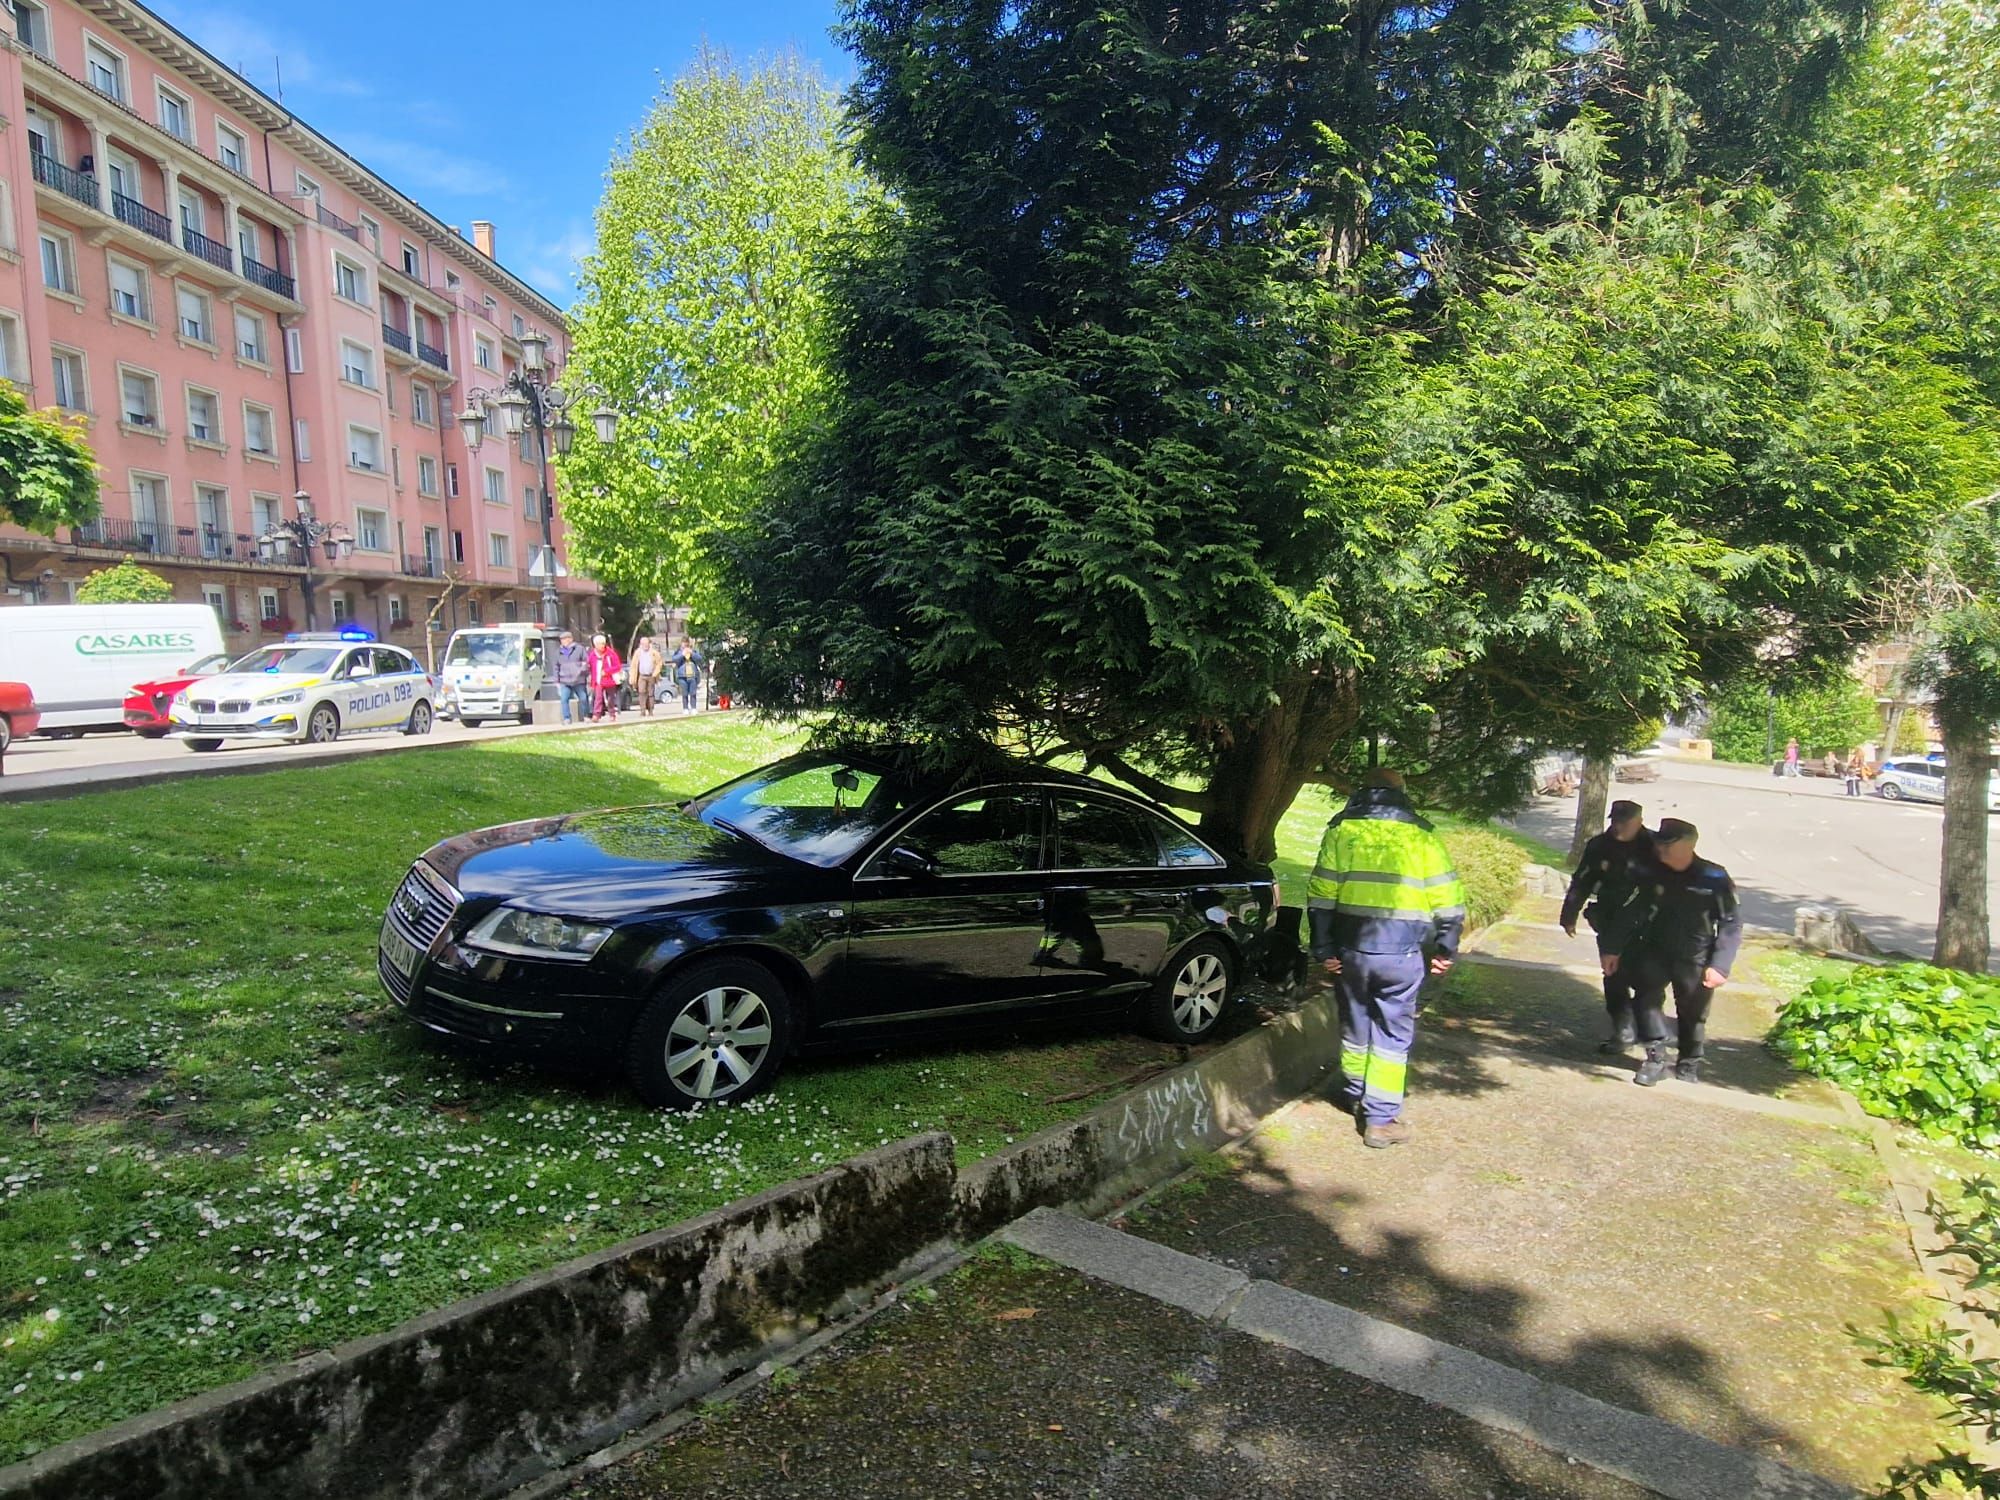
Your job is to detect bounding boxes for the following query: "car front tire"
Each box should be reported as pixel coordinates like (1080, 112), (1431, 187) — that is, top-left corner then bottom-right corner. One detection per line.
(1879, 781), (1902, 800)
(626, 956), (791, 1110)
(1142, 938), (1234, 1044)
(186, 738), (222, 753)
(461, 717), (484, 729)
(405, 701), (434, 736)
(306, 704), (340, 744)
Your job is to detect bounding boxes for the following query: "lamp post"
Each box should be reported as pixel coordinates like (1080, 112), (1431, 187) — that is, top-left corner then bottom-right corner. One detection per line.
(256, 490), (353, 632)
(457, 329), (620, 702)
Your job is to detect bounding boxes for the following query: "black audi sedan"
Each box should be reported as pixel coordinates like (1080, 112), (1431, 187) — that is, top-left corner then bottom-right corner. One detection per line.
(378, 749), (1276, 1108)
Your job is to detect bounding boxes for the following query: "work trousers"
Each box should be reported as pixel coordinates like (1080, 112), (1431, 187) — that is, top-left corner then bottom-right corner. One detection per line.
(637, 674), (659, 714)
(1599, 939), (1636, 1040)
(1334, 950), (1424, 1125)
(1628, 954), (1714, 1059)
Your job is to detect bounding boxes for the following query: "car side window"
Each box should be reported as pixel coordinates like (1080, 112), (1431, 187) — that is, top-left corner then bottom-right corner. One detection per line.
(341, 649), (372, 678)
(377, 649), (412, 676)
(902, 793), (1043, 875)
(1052, 795), (1163, 870)
(1151, 812), (1223, 868)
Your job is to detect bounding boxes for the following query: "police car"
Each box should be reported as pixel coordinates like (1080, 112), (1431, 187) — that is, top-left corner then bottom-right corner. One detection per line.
(166, 629), (437, 751)
(1874, 757), (2000, 812)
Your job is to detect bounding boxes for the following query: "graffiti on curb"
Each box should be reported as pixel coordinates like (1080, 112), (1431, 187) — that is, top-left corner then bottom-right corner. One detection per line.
(1114, 1073), (1214, 1159)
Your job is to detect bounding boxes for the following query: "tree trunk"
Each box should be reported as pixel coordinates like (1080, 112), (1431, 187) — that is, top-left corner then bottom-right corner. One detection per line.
(1934, 721), (1991, 971)
(1568, 753), (1613, 866)
(1198, 670), (1359, 865)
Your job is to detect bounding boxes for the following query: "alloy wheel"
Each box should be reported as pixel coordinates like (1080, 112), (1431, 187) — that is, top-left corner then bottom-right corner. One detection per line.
(1171, 951), (1228, 1035)
(664, 985), (775, 1101)
(307, 705), (339, 743)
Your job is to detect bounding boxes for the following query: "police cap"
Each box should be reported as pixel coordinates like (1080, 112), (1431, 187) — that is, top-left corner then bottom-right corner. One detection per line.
(1655, 817), (1699, 845)
(1608, 800), (1643, 824)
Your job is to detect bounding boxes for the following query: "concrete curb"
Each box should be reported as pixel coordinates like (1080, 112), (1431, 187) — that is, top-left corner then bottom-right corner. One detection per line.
(1002, 1208), (1854, 1500)
(0, 990), (1344, 1500)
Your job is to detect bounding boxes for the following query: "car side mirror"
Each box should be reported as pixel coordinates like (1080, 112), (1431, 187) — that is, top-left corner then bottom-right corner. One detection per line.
(882, 845), (937, 878)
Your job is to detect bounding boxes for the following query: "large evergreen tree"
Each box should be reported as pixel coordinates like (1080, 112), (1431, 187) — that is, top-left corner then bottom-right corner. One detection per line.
(722, 0), (1966, 861)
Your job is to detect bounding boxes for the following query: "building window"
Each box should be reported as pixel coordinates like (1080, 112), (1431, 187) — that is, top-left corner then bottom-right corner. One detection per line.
(423, 527), (442, 563)
(446, 462), (459, 498)
(176, 286), (212, 343)
(511, 312), (525, 337)
(359, 215), (381, 254)
(295, 171), (320, 203)
(176, 188), (204, 240)
(237, 218), (260, 267)
(196, 485), (227, 555)
(339, 340), (375, 388)
(259, 587), (280, 621)
(109, 258), (149, 321)
(467, 597), (483, 625)
(417, 455), (438, 495)
(333, 258), (367, 305)
(411, 383), (433, 425)
(12, 2), (49, 57)
(331, 594), (350, 624)
(119, 369), (160, 428)
(389, 594), (407, 624)
(383, 373), (396, 413)
(451, 529), (465, 563)
(39, 233), (75, 295)
(84, 38), (126, 102)
(356, 507), (387, 551)
(50, 349), (86, 412)
(502, 598), (519, 623)
(348, 426), (382, 472)
(284, 327), (304, 374)
(488, 532), (511, 568)
(202, 583), (227, 620)
(0, 314), (19, 385)
(391, 446), (402, 486)
(251, 494), (279, 535)
(216, 122), (247, 175)
(294, 418), (311, 462)
(475, 336), (494, 371)
(235, 309), (266, 363)
(157, 85), (192, 142)
(524, 485), (539, 520)
(483, 295), (497, 317)
(131, 474), (167, 541)
(401, 242), (420, 278)
(186, 387), (221, 445)
(483, 467), (505, 504)
(244, 403), (275, 455)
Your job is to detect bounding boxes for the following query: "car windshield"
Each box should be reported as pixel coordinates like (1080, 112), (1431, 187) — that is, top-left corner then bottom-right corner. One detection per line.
(446, 633), (522, 668)
(685, 754), (920, 867)
(181, 653), (229, 676)
(223, 646), (342, 675)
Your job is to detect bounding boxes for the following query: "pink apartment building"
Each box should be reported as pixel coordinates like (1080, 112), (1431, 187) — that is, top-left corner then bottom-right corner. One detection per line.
(0, 0), (600, 644)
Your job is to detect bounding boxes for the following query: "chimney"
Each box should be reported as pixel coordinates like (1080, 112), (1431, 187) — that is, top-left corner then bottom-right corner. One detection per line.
(471, 220), (495, 258)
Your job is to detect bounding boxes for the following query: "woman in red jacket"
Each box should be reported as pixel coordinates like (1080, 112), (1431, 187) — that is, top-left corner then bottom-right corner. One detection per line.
(587, 633), (624, 722)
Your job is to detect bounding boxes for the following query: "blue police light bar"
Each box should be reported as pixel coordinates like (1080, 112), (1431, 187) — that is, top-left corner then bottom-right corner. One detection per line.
(283, 627), (378, 643)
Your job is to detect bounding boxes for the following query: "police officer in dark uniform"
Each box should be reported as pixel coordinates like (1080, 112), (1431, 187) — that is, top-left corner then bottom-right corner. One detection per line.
(1607, 818), (1742, 1087)
(1560, 799), (1655, 1054)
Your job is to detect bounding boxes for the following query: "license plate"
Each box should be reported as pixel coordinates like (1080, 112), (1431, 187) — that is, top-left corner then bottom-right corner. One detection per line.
(380, 918), (422, 980)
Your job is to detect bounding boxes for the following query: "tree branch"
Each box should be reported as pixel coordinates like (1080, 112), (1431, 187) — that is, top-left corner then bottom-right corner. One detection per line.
(1084, 748), (1214, 815)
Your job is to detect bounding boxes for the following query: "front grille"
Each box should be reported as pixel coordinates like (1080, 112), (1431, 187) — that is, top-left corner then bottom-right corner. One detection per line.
(387, 861), (460, 953)
(191, 699), (214, 714)
(379, 948), (415, 1004)
(190, 698), (252, 714)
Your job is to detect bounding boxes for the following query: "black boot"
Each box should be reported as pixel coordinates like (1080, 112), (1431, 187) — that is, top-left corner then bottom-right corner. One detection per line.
(1597, 1029), (1636, 1056)
(1633, 1042), (1668, 1087)
(1674, 1056), (1703, 1084)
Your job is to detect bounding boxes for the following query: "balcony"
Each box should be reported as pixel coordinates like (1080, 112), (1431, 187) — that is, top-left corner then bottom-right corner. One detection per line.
(31, 152), (98, 211)
(417, 341), (449, 372)
(242, 256), (296, 301)
(112, 192), (172, 243)
(181, 226), (233, 273)
(315, 202), (363, 242)
(73, 518), (192, 557)
(380, 324), (420, 369)
(404, 553), (443, 579)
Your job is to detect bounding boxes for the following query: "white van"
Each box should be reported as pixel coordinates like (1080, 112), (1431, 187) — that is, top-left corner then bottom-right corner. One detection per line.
(0, 604), (226, 733)
(436, 623), (547, 726)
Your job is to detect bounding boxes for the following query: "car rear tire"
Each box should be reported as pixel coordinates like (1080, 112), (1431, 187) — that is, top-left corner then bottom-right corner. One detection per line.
(186, 738), (222, 753)
(1879, 781), (1902, 800)
(1142, 938), (1234, 1044)
(626, 957), (791, 1110)
(404, 701), (434, 737)
(0, 716), (11, 755)
(306, 704), (340, 744)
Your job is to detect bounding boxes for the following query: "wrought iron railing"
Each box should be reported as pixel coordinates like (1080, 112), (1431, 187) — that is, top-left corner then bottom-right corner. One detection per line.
(382, 323), (413, 355)
(404, 554), (443, 579)
(242, 257), (296, 300)
(112, 192), (172, 241)
(31, 152), (97, 210)
(417, 341), (449, 371)
(315, 202), (362, 241)
(181, 226), (233, 272)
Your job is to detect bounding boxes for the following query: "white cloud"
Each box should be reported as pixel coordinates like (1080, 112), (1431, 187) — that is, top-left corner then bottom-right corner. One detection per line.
(512, 222), (596, 307)
(153, 1), (372, 101)
(337, 133), (513, 202)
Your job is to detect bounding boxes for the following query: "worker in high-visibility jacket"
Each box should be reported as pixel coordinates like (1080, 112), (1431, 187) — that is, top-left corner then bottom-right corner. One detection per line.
(1307, 768), (1466, 1149)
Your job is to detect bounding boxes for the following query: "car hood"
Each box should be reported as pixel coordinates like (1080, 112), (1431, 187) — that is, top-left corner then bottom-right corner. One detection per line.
(423, 805), (809, 919)
(183, 671), (322, 698)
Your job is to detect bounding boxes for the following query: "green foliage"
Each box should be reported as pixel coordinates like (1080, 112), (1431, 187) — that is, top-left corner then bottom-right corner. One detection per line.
(1707, 677), (1882, 762)
(0, 383), (97, 534)
(1773, 964), (2000, 1149)
(1912, 603), (2000, 744)
(75, 563), (173, 605)
(558, 50), (872, 618)
(1860, 1178), (2000, 1497)
(1437, 824), (1531, 934)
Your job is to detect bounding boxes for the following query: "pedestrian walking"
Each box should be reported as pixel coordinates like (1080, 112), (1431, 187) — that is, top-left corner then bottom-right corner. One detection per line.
(1783, 738), (1802, 777)
(553, 630), (588, 724)
(1606, 818), (1742, 1087)
(1307, 769), (1466, 1150)
(672, 639), (706, 713)
(632, 636), (663, 716)
(1559, 799), (1656, 1054)
(587, 632), (623, 722)
(1844, 748), (1866, 798)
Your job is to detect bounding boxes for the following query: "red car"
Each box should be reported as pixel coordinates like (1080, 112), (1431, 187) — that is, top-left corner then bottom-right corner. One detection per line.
(123, 652), (233, 737)
(0, 682), (39, 754)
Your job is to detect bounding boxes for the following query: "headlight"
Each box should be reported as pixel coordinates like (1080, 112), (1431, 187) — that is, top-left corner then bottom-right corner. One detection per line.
(260, 689), (305, 706)
(171, 690), (189, 708)
(464, 907), (613, 962)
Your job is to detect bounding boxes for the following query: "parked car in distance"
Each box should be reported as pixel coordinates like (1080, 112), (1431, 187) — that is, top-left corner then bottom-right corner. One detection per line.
(1874, 758), (2000, 811)
(0, 681), (40, 753)
(167, 631), (437, 750)
(0, 603), (226, 736)
(379, 749), (1278, 1109)
(122, 652), (233, 737)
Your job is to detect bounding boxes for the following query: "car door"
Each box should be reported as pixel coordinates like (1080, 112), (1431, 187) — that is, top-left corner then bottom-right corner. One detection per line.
(1037, 792), (1185, 1000)
(374, 646), (425, 726)
(835, 789), (1054, 1026)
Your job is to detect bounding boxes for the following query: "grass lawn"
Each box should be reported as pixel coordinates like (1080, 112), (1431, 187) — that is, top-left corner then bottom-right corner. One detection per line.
(0, 718), (1533, 1462)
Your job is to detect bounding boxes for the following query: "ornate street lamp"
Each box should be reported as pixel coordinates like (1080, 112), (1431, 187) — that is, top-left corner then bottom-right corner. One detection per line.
(254, 490), (353, 631)
(457, 330), (623, 698)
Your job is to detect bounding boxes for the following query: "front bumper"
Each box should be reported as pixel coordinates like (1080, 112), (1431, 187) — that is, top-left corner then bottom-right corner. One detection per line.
(167, 714), (300, 741)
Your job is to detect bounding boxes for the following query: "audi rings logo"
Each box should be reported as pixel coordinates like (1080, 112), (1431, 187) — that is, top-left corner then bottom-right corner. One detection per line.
(396, 885), (427, 924)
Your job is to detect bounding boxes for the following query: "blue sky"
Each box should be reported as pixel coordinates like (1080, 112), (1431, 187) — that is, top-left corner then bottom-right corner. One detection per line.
(149, 0), (854, 306)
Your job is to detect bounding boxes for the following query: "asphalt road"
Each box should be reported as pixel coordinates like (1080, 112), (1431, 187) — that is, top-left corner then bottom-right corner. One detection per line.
(1506, 756), (1992, 965)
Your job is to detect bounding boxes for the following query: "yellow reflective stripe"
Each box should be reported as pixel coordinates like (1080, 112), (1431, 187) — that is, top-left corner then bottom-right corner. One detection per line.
(1333, 902), (1431, 922)
(1339, 1047), (1367, 1076)
(1364, 1052), (1408, 1099)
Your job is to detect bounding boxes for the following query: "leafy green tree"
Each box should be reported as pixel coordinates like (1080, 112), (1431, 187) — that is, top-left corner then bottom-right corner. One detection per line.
(75, 563), (173, 605)
(0, 384), (97, 534)
(1706, 678), (1883, 764)
(557, 51), (872, 620)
